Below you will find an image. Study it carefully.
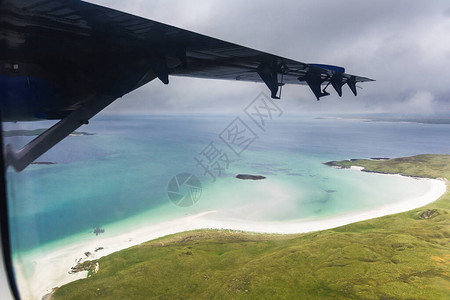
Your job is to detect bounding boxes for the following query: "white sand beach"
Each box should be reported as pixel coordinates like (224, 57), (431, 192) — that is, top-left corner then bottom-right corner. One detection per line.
(14, 173), (447, 300)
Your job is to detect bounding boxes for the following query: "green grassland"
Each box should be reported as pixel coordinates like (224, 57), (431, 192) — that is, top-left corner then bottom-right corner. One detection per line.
(52, 155), (450, 300)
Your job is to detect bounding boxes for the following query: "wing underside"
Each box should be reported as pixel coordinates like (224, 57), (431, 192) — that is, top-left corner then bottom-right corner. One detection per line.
(84, 1), (374, 100)
(1, 0), (373, 105)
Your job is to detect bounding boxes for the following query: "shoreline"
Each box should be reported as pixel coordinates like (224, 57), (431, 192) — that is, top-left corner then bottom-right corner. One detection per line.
(14, 172), (447, 300)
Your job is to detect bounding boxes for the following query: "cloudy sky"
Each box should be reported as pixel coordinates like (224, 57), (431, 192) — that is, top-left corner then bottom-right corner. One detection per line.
(89, 0), (450, 115)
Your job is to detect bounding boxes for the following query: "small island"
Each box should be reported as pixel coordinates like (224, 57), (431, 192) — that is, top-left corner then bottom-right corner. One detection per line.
(235, 174), (266, 180)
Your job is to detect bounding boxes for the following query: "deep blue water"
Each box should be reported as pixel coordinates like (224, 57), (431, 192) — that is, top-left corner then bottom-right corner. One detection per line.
(4, 114), (450, 253)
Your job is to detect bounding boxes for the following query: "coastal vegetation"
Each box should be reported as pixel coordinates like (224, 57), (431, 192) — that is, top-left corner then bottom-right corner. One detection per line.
(52, 155), (450, 300)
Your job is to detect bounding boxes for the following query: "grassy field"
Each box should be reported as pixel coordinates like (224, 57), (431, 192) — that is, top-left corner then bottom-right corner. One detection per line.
(52, 155), (450, 300)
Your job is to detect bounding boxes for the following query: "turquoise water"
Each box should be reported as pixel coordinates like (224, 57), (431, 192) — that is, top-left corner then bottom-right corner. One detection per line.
(5, 115), (450, 255)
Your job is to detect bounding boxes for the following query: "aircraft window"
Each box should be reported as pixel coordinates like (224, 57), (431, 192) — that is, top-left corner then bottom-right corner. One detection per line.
(1, 1), (449, 300)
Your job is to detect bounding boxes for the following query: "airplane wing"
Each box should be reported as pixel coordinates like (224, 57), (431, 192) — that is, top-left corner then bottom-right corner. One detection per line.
(79, 2), (373, 99)
(1, 0), (373, 171)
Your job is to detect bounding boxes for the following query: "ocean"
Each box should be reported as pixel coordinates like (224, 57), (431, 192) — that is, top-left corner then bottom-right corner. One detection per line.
(4, 114), (450, 256)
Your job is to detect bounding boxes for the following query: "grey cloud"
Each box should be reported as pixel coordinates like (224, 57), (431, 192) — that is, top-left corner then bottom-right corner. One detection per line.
(443, 7), (450, 17)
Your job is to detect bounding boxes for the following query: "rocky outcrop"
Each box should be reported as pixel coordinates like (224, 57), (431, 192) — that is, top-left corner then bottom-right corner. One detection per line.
(235, 174), (266, 180)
